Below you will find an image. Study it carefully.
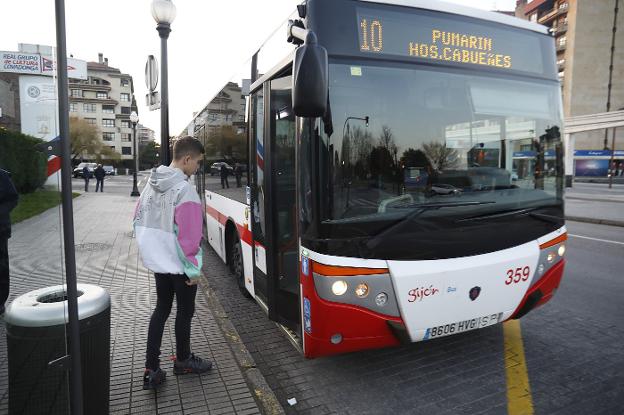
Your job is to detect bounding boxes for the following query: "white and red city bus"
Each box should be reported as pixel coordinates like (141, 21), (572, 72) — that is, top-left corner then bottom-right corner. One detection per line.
(185, 0), (567, 358)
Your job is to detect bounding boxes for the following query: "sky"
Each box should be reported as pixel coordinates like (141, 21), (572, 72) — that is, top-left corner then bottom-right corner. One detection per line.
(1, 0), (517, 140)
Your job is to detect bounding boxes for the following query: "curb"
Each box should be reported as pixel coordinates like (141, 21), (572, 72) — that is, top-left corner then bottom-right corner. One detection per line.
(199, 273), (285, 415)
(565, 216), (624, 227)
(566, 196), (624, 204)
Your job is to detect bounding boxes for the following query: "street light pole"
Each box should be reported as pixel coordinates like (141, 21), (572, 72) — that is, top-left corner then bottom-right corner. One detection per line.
(151, 0), (176, 166)
(54, 0), (83, 413)
(130, 111), (140, 196)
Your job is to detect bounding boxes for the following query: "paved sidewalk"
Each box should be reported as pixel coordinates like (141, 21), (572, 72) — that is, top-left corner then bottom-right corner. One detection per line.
(565, 182), (624, 226)
(0, 183), (274, 414)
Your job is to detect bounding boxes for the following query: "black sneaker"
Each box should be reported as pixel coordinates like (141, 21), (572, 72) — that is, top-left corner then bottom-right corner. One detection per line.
(143, 368), (166, 390)
(173, 353), (212, 375)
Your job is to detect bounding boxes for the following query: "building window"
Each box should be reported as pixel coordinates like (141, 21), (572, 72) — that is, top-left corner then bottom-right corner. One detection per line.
(121, 133), (132, 142)
(120, 93), (130, 102)
(71, 89), (81, 97)
(96, 92), (108, 99)
(530, 13), (537, 22)
(559, 2), (568, 9)
(102, 105), (115, 114)
(122, 147), (132, 155)
(121, 120), (131, 128)
(85, 118), (96, 125)
(102, 119), (115, 128)
(83, 103), (96, 113)
(121, 106), (131, 115)
(69, 103), (77, 112)
(121, 78), (130, 87)
(557, 58), (566, 66)
(558, 36), (567, 46)
(103, 132), (115, 141)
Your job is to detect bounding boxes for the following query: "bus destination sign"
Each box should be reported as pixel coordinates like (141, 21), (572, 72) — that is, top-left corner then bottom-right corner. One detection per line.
(356, 7), (544, 74)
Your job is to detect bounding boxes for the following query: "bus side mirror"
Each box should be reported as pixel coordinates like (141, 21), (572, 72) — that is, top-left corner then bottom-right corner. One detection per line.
(292, 31), (328, 118)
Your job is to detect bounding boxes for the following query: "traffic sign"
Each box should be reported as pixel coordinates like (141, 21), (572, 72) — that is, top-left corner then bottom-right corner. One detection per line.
(145, 55), (158, 91)
(146, 91), (161, 111)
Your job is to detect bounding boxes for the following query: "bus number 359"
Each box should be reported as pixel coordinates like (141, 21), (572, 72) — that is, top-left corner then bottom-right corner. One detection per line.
(505, 266), (531, 285)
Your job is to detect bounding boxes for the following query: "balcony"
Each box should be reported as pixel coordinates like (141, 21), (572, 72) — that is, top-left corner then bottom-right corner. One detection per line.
(538, 8), (558, 24)
(553, 23), (568, 34)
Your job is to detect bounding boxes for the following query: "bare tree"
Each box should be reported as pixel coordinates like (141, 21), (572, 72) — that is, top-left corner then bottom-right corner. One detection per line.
(70, 117), (120, 163)
(378, 125), (398, 159)
(421, 142), (459, 171)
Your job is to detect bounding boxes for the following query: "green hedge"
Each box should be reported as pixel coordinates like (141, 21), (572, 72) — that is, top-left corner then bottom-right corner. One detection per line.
(0, 128), (48, 193)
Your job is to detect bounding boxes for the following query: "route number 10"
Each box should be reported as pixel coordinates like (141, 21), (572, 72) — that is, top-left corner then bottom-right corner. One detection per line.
(360, 19), (383, 52)
(505, 266), (531, 285)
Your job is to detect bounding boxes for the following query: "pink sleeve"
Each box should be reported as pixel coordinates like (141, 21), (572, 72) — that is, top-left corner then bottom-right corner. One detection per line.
(174, 201), (203, 266)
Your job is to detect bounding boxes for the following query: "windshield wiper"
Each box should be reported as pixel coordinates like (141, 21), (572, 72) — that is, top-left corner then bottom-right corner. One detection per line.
(457, 206), (562, 224)
(365, 201), (495, 251)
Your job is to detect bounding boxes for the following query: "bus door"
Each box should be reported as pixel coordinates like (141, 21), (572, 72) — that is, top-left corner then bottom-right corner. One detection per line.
(250, 84), (269, 303)
(249, 75), (300, 333)
(267, 75), (300, 332)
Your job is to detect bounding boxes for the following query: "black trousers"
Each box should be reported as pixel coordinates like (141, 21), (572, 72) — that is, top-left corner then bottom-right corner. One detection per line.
(145, 273), (197, 370)
(84, 177), (89, 191)
(0, 237), (9, 307)
(221, 176), (229, 189)
(95, 179), (104, 192)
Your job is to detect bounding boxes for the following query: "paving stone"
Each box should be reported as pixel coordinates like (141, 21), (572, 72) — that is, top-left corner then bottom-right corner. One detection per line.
(0, 181), (263, 414)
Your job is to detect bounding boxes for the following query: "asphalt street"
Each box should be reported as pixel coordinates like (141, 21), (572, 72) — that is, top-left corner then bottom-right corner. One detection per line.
(202, 212), (624, 414)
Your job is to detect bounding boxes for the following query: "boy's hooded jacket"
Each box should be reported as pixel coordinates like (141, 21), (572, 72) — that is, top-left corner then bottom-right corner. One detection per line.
(133, 166), (203, 279)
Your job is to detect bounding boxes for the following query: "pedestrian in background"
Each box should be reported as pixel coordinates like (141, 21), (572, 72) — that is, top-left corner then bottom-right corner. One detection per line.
(0, 169), (18, 315)
(134, 136), (212, 390)
(220, 163), (230, 189)
(235, 164), (242, 188)
(94, 164), (105, 192)
(83, 164), (92, 192)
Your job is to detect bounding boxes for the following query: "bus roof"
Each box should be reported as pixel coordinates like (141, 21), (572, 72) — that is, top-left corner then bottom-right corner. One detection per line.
(360, 0), (549, 35)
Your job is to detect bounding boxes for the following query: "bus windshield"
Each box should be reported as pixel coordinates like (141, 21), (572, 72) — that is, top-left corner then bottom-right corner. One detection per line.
(314, 62), (564, 259)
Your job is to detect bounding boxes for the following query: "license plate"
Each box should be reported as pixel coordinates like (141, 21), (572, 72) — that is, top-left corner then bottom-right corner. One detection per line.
(423, 312), (503, 340)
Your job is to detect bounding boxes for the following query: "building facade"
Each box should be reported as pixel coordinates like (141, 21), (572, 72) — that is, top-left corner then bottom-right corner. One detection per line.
(516, 0), (623, 176)
(137, 123), (155, 144)
(68, 53), (137, 161)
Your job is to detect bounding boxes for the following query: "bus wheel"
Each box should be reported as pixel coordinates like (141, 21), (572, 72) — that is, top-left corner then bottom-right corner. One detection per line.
(230, 237), (251, 299)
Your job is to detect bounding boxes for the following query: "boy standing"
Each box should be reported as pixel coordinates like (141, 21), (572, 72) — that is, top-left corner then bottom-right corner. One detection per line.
(133, 136), (211, 390)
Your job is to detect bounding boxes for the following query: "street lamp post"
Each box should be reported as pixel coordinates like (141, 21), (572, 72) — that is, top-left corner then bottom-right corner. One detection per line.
(130, 111), (140, 196)
(151, 0), (176, 166)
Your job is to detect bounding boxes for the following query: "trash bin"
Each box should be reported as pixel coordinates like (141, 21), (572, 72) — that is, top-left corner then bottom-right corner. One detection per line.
(5, 283), (111, 415)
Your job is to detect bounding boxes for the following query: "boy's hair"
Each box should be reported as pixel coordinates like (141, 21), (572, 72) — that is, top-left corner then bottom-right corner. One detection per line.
(172, 136), (204, 160)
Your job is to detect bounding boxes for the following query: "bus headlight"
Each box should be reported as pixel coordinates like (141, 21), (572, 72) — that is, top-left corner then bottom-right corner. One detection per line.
(355, 283), (369, 298)
(375, 292), (388, 307)
(558, 244), (566, 257)
(331, 280), (348, 296)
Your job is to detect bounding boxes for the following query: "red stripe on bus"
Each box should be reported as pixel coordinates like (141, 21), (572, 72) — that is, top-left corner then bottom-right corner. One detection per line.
(312, 262), (388, 277)
(206, 205), (253, 245)
(205, 205), (226, 225)
(539, 233), (567, 250)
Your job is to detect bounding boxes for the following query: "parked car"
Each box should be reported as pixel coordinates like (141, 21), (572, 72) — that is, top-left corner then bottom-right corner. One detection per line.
(73, 162), (97, 178)
(210, 162), (233, 176)
(103, 165), (115, 176)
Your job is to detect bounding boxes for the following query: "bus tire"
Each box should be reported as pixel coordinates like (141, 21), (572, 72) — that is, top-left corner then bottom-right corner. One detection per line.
(230, 236), (251, 299)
